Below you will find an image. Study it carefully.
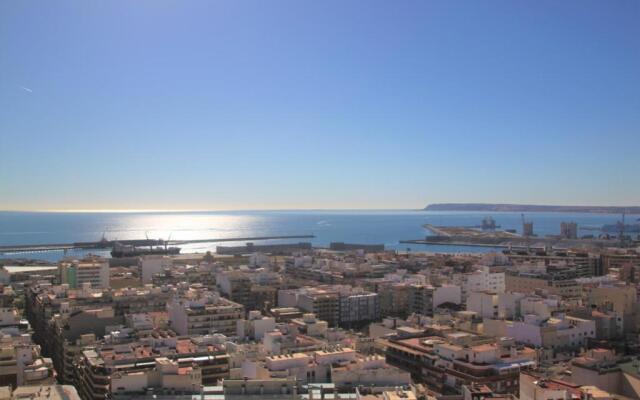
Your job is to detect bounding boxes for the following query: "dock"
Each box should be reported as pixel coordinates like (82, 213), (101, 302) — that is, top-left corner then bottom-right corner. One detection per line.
(401, 235), (621, 250)
(401, 239), (510, 249)
(0, 234), (316, 255)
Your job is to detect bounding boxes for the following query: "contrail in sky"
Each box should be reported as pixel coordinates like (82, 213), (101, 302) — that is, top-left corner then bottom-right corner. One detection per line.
(20, 86), (33, 93)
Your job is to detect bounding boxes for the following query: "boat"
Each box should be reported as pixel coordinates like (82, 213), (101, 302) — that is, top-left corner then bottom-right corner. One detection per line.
(110, 242), (181, 258)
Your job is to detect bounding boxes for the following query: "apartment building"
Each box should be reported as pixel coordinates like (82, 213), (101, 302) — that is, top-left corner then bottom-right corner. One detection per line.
(167, 292), (244, 336)
(25, 284), (111, 350)
(216, 271), (252, 307)
(59, 257), (110, 289)
(290, 313), (329, 337)
(340, 291), (380, 327)
(503, 250), (601, 278)
(48, 308), (123, 385)
(0, 328), (55, 388)
(236, 311), (276, 341)
(110, 357), (201, 399)
(151, 263), (218, 288)
(138, 256), (172, 284)
(505, 272), (581, 299)
(262, 330), (325, 356)
(8, 385), (82, 400)
(330, 354), (411, 390)
(0, 265), (59, 286)
(75, 334), (229, 400)
(408, 284), (461, 316)
(483, 314), (595, 350)
(240, 347), (352, 384)
(279, 285), (381, 327)
(467, 291), (501, 320)
(25, 284), (175, 356)
(457, 266), (505, 301)
(376, 283), (411, 318)
(270, 307), (304, 323)
(568, 348), (640, 399)
(382, 334), (535, 395)
(466, 292), (558, 321)
(278, 287), (336, 327)
(111, 287), (175, 316)
(586, 284), (637, 314)
(519, 371), (614, 400)
(560, 222), (578, 240)
(600, 249), (640, 275)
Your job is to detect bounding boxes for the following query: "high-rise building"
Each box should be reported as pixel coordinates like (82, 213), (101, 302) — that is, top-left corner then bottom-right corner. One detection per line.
(560, 221), (578, 239)
(408, 284), (462, 316)
(139, 255), (172, 284)
(522, 222), (534, 237)
(59, 256), (110, 289)
(216, 271), (252, 307)
(167, 292), (244, 336)
(278, 286), (379, 327)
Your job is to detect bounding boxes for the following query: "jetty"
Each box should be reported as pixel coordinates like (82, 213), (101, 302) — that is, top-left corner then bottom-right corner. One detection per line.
(0, 234), (316, 255)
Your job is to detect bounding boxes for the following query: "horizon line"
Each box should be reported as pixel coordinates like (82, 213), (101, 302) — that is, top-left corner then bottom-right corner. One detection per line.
(1, 201), (639, 214)
(0, 207), (424, 214)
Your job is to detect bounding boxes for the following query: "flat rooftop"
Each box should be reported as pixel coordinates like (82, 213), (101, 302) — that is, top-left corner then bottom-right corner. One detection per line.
(3, 265), (58, 273)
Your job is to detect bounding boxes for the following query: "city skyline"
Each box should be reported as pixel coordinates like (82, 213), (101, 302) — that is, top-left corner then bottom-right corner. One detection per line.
(3, 2), (640, 398)
(2, 1), (639, 211)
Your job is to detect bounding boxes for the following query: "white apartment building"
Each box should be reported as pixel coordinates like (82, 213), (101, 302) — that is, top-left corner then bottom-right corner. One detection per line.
(460, 266), (505, 300)
(519, 296), (559, 319)
(0, 328), (55, 386)
(433, 284), (463, 308)
(484, 314), (595, 349)
(167, 293), (244, 336)
(467, 291), (500, 319)
(241, 347), (358, 384)
(236, 311), (276, 341)
(290, 313), (329, 337)
(331, 355), (411, 390)
(111, 357), (202, 397)
(139, 255), (172, 284)
(467, 291), (560, 322)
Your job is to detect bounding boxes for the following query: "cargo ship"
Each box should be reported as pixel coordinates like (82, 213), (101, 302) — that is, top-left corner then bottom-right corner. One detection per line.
(110, 242), (180, 258)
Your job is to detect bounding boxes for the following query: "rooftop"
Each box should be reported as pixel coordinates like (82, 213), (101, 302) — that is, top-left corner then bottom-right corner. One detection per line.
(3, 265), (59, 274)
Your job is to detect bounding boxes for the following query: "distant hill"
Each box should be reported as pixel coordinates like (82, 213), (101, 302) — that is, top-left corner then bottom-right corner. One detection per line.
(424, 203), (640, 214)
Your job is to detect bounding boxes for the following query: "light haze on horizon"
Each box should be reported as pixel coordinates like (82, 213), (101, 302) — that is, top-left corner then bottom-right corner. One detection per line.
(1, 1), (639, 211)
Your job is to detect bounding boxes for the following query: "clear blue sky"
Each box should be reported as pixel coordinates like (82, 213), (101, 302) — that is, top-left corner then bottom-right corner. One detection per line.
(1, 1), (639, 211)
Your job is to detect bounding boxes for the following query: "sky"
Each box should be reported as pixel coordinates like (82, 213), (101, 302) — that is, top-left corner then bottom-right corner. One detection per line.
(1, 1), (639, 211)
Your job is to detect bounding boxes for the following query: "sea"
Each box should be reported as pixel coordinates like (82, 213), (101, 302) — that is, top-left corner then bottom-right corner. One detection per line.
(0, 210), (631, 262)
